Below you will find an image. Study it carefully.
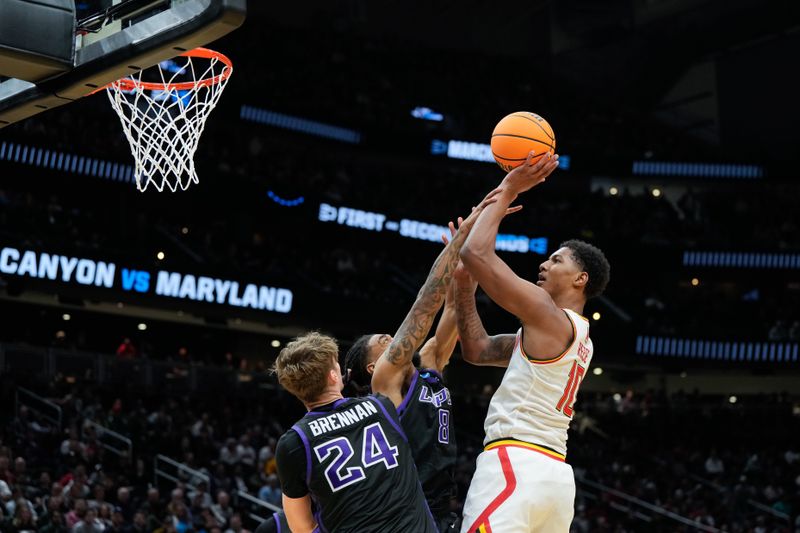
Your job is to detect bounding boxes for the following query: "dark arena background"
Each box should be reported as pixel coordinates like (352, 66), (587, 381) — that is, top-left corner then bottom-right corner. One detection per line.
(2, 1), (800, 532)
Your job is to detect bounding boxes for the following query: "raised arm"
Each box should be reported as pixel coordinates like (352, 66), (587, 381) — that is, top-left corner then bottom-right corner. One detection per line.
(372, 190), (501, 407)
(418, 280), (459, 373)
(419, 208), (522, 372)
(460, 153), (562, 327)
(453, 264), (516, 367)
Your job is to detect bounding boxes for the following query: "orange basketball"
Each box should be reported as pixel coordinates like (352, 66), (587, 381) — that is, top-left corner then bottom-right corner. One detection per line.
(491, 112), (556, 172)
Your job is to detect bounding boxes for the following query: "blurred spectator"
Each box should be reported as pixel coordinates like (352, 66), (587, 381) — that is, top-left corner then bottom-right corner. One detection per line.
(107, 506), (128, 533)
(0, 455), (14, 484)
(5, 499), (38, 533)
(116, 487), (134, 522)
(73, 507), (103, 533)
(116, 338), (138, 360)
(223, 513), (249, 533)
(218, 440), (240, 467)
(187, 481), (212, 510)
(256, 476), (281, 509)
(131, 511), (149, 533)
(704, 451), (725, 475)
(236, 436), (255, 469)
(210, 491), (233, 528)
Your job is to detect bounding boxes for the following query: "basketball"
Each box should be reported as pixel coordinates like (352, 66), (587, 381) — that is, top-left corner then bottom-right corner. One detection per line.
(491, 112), (556, 172)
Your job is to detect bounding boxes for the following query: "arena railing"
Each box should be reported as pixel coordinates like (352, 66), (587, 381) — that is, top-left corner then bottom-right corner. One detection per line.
(154, 454), (210, 490)
(15, 386), (62, 429)
(684, 471), (790, 522)
(153, 454), (280, 524)
(577, 485), (652, 523)
(82, 419), (133, 457)
(576, 475), (721, 533)
(745, 499), (790, 522)
(236, 488), (281, 523)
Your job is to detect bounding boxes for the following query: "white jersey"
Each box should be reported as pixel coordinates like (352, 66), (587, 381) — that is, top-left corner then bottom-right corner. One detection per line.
(483, 309), (593, 456)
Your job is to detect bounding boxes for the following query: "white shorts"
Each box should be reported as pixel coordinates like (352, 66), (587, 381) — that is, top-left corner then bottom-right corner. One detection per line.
(461, 440), (575, 533)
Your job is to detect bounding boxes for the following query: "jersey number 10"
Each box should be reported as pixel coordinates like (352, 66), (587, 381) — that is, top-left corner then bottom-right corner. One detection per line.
(314, 422), (400, 492)
(556, 361), (586, 417)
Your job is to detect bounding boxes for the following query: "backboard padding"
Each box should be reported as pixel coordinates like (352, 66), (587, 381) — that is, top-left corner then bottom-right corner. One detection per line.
(0, 0), (245, 128)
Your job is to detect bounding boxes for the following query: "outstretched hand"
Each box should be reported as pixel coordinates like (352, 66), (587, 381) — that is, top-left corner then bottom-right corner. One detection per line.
(440, 191), (522, 246)
(501, 151), (559, 196)
(441, 195), (523, 288)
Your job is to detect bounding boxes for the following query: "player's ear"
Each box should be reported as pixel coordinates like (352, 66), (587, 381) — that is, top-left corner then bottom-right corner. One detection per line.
(366, 362), (376, 375)
(573, 271), (588, 290)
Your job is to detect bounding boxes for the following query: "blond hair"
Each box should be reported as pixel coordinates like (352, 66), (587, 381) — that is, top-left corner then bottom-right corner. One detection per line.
(273, 332), (339, 404)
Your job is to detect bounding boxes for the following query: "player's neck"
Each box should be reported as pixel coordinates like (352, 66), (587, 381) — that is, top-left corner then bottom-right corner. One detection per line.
(552, 293), (585, 316)
(304, 390), (345, 411)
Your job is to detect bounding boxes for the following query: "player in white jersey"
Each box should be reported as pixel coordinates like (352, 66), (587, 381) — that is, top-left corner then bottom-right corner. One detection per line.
(456, 152), (611, 533)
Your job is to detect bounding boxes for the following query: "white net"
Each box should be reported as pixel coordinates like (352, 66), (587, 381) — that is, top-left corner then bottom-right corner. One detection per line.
(106, 49), (232, 192)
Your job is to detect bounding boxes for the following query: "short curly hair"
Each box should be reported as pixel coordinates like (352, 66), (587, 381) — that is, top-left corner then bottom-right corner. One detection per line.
(343, 334), (373, 395)
(273, 332), (339, 404)
(560, 239), (610, 299)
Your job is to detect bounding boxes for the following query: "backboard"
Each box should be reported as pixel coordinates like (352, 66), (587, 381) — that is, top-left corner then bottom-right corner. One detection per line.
(0, 0), (246, 128)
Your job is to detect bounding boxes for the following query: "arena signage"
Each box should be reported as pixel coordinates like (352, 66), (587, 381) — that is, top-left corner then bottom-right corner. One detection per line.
(430, 139), (570, 170)
(318, 203), (548, 254)
(0, 246), (293, 313)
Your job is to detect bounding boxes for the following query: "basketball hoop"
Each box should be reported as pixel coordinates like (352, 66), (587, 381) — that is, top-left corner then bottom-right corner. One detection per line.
(105, 48), (232, 192)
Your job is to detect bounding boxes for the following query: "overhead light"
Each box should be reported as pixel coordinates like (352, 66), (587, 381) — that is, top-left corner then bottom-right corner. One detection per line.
(592, 312), (601, 321)
(181, 227), (189, 235)
(116, 302), (124, 308)
(271, 340), (281, 348)
(680, 371), (687, 378)
(691, 278), (700, 286)
(612, 393), (622, 402)
(156, 251), (165, 260)
(62, 313), (71, 321)
(593, 367), (603, 376)
(609, 186), (618, 196)
(729, 395), (737, 404)
(651, 188), (662, 198)
(137, 323), (147, 331)
(55, 330), (66, 339)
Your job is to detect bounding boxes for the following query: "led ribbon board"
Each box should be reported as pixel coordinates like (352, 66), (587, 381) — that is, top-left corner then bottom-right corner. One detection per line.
(318, 203), (547, 254)
(0, 246), (293, 313)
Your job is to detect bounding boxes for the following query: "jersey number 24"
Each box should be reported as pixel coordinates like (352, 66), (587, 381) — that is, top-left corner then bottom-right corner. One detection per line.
(313, 422), (399, 492)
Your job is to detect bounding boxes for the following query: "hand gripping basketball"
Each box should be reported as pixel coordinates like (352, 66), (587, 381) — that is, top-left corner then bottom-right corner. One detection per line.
(501, 152), (560, 196)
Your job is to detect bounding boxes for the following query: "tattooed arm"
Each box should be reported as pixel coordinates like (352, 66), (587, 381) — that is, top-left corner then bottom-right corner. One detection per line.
(372, 189), (501, 408)
(453, 264), (516, 367)
(418, 279), (459, 374)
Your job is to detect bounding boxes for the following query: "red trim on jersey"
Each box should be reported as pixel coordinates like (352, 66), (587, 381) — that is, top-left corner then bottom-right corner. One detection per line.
(466, 446), (517, 533)
(520, 310), (580, 365)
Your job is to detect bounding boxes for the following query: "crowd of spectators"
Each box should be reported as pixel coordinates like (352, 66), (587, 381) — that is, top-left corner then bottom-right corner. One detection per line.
(0, 374), (297, 533)
(568, 391), (800, 532)
(2, 372), (798, 532)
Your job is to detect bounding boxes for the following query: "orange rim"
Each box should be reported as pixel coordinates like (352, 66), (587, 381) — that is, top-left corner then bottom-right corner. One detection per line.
(109, 48), (232, 92)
